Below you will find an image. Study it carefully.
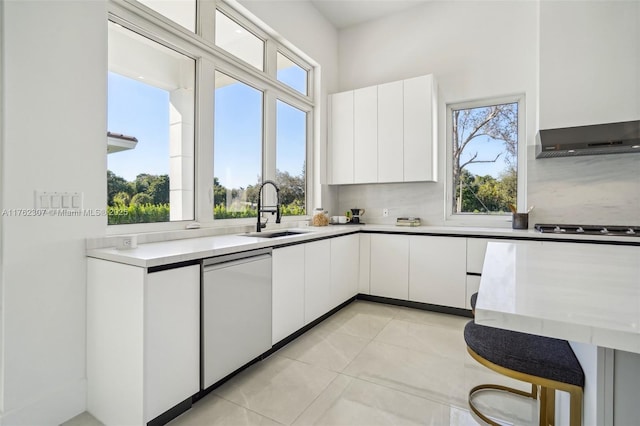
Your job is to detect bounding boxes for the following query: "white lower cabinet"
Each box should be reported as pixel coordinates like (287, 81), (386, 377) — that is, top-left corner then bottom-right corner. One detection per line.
(358, 233), (371, 294)
(272, 244), (306, 344)
(304, 239), (332, 324)
(330, 233), (359, 306)
(409, 236), (467, 308)
(368, 234), (468, 308)
(87, 259), (200, 426)
(370, 234), (409, 299)
(465, 275), (481, 310)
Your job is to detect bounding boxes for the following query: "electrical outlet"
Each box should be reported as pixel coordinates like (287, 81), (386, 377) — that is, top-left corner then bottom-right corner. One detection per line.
(116, 235), (137, 250)
(382, 208), (389, 217)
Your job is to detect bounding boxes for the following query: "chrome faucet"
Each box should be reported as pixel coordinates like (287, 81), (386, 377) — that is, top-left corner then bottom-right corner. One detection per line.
(256, 180), (281, 232)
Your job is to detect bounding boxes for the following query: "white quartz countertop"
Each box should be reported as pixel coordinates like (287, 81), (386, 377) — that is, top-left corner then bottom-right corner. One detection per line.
(86, 226), (360, 268)
(86, 224), (639, 268)
(475, 241), (640, 353)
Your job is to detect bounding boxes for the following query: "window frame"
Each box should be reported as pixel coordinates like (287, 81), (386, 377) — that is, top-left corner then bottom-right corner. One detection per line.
(444, 94), (526, 227)
(106, 0), (315, 234)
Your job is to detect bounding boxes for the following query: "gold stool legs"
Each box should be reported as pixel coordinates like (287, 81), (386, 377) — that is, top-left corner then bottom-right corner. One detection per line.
(468, 383), (537, 426)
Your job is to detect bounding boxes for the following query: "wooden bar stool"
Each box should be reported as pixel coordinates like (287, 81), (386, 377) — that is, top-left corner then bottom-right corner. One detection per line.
(465, 294), (584, 426)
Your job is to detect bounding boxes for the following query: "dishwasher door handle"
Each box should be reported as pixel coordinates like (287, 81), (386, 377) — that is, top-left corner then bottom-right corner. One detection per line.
(203, 254), (271, 273)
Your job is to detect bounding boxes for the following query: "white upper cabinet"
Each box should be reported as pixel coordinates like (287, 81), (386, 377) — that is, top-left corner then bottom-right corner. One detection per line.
(404, 75), (437, 182)
(329, 74), (438, 185)
(377, 81), (404, 183)
(354, 86), (378, 184)
(329, 91), (354, 184)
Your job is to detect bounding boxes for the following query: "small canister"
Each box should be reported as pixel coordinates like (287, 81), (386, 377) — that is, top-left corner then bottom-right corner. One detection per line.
(312, 208), (329, 226)
(512, 213), (529, 230)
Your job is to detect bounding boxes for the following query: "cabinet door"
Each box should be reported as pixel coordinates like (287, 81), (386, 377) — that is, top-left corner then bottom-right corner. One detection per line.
(404, 75), (437, 182)
(330, 234), (360, 307)
(358, 233), (371, 295)
(145, 265), (200, 422)
(329, 91), (354, 184)
(354, 86), (378, 183)
(465, 275), (481, 310)
(305, 240), (332, 324)
(370, 234), (409, 299)
(272, 245), (305, 344)
(466, 238), (491, 274)
(409, 236), (466, 308)
(377, 81), (404, 183)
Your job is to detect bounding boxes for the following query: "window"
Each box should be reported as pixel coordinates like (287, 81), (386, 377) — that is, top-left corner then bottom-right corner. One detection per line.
(448, 97), (523, 219)
(215, 9), (264, 71)
(276, 100), (307, 216)
(138, 0), (196, 32)
(107, 1), (314, 230)
(277, 52), (308, 95)
(213, 71), (263, 219)
(107, 21), (195, 225)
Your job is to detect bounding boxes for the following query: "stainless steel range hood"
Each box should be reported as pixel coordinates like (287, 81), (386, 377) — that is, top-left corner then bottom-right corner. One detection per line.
(535, 120), (640, 158)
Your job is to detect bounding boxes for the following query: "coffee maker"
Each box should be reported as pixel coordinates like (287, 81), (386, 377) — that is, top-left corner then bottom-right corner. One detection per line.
(350, 208), (365, 224)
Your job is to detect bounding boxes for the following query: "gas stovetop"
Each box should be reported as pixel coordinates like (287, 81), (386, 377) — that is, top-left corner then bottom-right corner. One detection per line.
(534, 224), (640, 237)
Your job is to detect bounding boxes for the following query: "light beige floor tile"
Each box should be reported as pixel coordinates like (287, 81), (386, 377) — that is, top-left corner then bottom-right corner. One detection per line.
(315, 303), (395, 339)
(278, 327), (370, 372)
(343, 340), (468, 406)
(374, 318), (468, 361)
(339, 300), (403, 318)
(168, 394), (283, 426)
(214, 355), (337, 425)
(392, 306), (470, 331)
(60, 412), (104, 426)
(293, 374), (450, 426)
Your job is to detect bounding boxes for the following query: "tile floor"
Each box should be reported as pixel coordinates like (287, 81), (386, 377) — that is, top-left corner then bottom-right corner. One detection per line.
(65, 300), (540, 426)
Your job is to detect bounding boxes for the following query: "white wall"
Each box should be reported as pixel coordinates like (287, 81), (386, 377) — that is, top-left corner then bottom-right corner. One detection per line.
(237, 0), (340, 212)
(1, 1), (106, 424)
(528, 0), (640, 225)
(335, 1), (539, 224)
(1, 1), (336, 424)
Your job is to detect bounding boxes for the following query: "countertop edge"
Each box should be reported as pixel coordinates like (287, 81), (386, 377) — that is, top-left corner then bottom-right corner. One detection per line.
(86, 224), (639, 268)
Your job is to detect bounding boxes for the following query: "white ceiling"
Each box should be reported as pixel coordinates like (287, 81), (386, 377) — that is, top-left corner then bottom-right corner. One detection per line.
(309, 0), (429, 29)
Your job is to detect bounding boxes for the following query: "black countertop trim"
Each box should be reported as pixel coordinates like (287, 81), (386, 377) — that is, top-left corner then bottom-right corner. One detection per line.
(360, 229), (640, 247)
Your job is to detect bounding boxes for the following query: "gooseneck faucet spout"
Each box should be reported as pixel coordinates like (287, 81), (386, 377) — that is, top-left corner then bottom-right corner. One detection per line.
(256, 180), (281, 232)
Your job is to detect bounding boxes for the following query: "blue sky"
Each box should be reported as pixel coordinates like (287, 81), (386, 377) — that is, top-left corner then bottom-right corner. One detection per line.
(108, 68), (307, 188)
(107, 72), (170, 181)
(461, 135), (513, 178)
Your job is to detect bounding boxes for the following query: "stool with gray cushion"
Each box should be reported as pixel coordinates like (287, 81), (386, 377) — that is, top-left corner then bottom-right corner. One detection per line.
(465, 294), (584, 426)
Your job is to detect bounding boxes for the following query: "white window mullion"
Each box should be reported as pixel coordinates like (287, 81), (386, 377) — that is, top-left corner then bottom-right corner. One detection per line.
(196, 58), (216, 226)
(263, 90), (278, 209)
(264, 39), (278, 79)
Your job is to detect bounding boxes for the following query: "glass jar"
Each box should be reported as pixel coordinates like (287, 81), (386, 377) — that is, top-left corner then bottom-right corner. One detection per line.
(312, 208), (329, 226)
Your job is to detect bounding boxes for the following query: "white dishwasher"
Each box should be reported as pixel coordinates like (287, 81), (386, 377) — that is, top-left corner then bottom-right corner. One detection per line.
(202, 248), (272, 389)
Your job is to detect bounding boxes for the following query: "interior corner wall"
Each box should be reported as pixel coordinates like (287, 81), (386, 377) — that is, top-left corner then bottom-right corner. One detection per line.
(334, 1), (539, 224)
(0, 0), (5, 414)
(236, 0), (340, 213)
(1, 1), (106, 424)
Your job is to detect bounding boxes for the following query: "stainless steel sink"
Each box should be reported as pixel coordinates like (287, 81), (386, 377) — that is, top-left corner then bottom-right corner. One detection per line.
(241, 229), (310, 239)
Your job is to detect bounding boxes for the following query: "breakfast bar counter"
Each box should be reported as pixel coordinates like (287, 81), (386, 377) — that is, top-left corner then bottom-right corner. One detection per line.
(475, 241), (640, 425)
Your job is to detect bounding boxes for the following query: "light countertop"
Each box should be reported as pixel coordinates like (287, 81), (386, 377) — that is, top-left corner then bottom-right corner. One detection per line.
(86, 224), (640, 268)
(475, 241), (640, 353)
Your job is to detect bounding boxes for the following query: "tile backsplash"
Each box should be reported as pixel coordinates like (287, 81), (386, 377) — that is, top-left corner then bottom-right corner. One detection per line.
(527, 146), (640, 225)
(336, 146), (640, 227)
